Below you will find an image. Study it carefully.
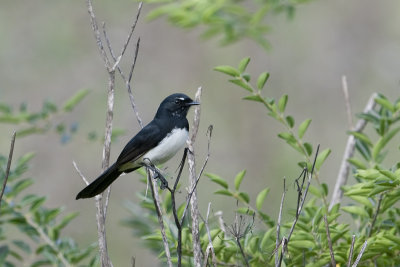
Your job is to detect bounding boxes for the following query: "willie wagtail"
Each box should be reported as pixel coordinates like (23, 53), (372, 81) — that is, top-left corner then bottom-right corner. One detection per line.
(76, 93), (199, 199)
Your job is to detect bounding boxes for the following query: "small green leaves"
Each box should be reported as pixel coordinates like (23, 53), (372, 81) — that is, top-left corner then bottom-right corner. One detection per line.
(256, 187), (270, 210)
(234, 170), (246, 190)
(372, 126), (400, 162)
(214, 65), (240, 77)
(257, 72), (270, 90)
(278, 94), (288, 113)
(63, 89), (90, 112)
(206, 173), (228, 189)
(238, 57), (250, 73)
(285, 116), (294, 128)
(229, 78), (253, 92)
(298, 119), (311, 139)
(375, 95), (395, 112)
(315, 148), (331, 171)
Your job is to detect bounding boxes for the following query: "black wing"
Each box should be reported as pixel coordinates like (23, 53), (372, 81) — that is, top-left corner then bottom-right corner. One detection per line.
(115, 120), (163, 166)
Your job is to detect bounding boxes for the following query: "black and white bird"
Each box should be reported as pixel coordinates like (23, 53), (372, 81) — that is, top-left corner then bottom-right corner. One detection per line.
(76, 93), (199, 199)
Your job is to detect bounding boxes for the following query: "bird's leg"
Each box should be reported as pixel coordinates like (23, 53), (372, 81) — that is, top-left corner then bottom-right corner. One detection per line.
(142, 159), (168, 189)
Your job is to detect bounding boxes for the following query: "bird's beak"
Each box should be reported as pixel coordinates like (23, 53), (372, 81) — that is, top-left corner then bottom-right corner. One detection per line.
(186, 101), (200, 106)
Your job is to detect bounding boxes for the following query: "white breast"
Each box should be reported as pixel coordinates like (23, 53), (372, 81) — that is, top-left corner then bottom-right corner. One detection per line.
(143, 128), (188, 165)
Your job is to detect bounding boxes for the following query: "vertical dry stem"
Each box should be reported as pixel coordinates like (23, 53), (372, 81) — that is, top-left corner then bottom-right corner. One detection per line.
(187, 87), (203, 267)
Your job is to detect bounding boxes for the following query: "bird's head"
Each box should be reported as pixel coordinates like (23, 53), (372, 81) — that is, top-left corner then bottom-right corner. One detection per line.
(156, 93), (200, 118)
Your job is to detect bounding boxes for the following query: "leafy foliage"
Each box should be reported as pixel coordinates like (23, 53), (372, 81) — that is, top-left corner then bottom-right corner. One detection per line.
(0, 153), (97, 267)
(0, 89), (89, 143)
(123, 58), (400, 266)
(140, 0), (313, 49)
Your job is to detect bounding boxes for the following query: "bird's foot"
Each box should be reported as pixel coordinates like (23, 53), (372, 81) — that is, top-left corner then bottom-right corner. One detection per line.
(142, 159), (168, 189)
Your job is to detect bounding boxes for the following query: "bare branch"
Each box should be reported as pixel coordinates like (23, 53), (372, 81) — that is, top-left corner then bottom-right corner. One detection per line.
(330, 92), (378, 210)
(352, 240), (368, 267)
(201, 202), (217, 267)
(368, 193), (383, 237)
(73, 161), (90, 185)
(187, 86), (203, 267)
(341, 75), (353, 128)
(86, 0), (111, 70)
(180, 124), (212, 225)
(324, 215), (336, 267)
(275, 178), (286, 267)
(278, 145), (320, 266)
(148, 170), (173, 267)
(0, 131), (16, 213)
(347, 235), (356, 267)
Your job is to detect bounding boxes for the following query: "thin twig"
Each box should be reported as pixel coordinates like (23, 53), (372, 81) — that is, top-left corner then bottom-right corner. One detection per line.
(342, 75), (353, 128)
(347, 235), (356, 267)
(330, 93), (378, 210)
(147, 170), (173, 267)
(275, 178), (286, 267)
(73, 161), (90, 186)
(102, 6), (143, 128)
(324, 214), (336, 267)
(230, 213), (250, 267)
(278, 145), (320, 266)
(352, 240), (368, 267)
(0, 131), (16, 213)
(201, 202), (217, 267)
(368, 193), (383, 237)
(166, 148), (188, 267)
(180, 124), (212, 225)
(187, 86), (203, 267)
(86, 0), (111, 70)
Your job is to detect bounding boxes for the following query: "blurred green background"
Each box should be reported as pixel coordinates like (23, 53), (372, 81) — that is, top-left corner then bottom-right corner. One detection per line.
(1, 0), (399, 265)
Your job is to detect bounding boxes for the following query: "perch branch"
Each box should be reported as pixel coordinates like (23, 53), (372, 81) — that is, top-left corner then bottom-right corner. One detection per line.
(341, 75), (353, 128)
(187, 86), (203, 267)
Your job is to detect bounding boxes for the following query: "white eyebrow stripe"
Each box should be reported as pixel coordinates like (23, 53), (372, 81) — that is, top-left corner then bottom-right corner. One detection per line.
(177, 97), (185, 101)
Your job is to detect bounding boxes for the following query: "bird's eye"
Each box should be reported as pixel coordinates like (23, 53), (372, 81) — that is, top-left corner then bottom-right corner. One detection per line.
(175, 97), (184, 104)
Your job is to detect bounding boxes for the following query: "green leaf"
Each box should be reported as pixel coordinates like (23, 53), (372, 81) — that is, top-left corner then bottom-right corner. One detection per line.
(260, 228), (274, 250)
(349, 131), (373, 147)
(10, 179), (34, 197)
(243, 95), (263, 102)
(257, 72), (270, 90)
(234, 170), (246, 191)
(229, 78), (253, 92)
(341, 205), (369, 217)
(214, 65), (240, 77)
(0, 245), (9, 264)
(214, 189), (233, 196)
(304, 142), (313, 156)
(13, 240), (31, 254)
(278, 94), (288, 113)
(285, 116), (294, 128)
(315, 148), (331, 170)
(238, 192), (250, 203)
(375, 96), (395, 112)
(238, 57), (250, 73)
(256, 187), (270, 210)
(347, 157), (367, 169)
(63, 89), (90, 112)
(298, 119), (311, 139)
(54, 212), (79, 232)
(372, 126), (400, 161)
(278, 132), (296, 143)
(206, 173), (228, 189)
(30, 197), (46, 212)
(289, 240), (315, 249)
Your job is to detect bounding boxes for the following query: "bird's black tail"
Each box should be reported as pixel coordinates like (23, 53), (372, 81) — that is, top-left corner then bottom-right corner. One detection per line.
(76, 163), (123, 199)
